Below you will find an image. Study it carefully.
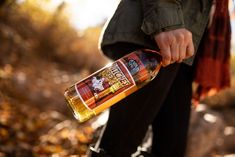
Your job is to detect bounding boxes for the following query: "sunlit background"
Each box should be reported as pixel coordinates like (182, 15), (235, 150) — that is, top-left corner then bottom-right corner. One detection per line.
(16, 0), (120, 30)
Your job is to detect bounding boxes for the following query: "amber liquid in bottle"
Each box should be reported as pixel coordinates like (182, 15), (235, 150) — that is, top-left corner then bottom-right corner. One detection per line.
(64, 49), (162, 122)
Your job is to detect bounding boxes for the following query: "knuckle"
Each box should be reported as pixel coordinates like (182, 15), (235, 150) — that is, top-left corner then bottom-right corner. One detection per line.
(186, 31), (192, 38)
(183, 42), (188, 47)
(172, 55), (179, 61)
(171, 36), (177, 43)
(177, 59), (183, 63)
(162, 60), (170, 66)
(179, 54), (186, 60)
(171, 52), (178, 61)
(178, 34), (185, 42)
(163, 53), (171, 60)
(156, 34), (168, 43)
(156, 32), (166, 38)
(187, 51), (194, 57)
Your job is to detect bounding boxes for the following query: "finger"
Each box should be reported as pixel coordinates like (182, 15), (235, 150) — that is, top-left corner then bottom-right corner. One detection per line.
(178, 43), (187, 62)
(184, 31), (194, 58)
(170, 42), (180, 63)
(177, 59), (183, 63)
(160, 47), (171, 67)
(154, 35), (172, 66)
(186, 41), (195, 58)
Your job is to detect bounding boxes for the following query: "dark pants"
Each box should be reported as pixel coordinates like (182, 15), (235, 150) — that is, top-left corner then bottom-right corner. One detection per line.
(92, 63), (193, 157)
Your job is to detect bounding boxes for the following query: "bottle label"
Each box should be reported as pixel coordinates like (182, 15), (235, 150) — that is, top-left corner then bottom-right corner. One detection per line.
(75, 60), (136, 110)
(121, 50), (152, 84)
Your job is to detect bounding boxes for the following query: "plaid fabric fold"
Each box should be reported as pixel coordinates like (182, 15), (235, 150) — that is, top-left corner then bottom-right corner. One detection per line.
(193, 0), (231, 101)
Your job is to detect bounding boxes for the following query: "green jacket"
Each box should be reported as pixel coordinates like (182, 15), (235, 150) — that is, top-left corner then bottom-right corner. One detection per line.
(99, 0), (213, 65)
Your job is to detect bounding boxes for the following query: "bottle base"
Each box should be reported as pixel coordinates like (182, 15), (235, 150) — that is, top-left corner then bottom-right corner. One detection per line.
(64, 88), (95, 123)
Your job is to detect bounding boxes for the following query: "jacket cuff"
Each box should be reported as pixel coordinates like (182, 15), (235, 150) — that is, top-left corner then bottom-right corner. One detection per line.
(141, 2), (185, 35)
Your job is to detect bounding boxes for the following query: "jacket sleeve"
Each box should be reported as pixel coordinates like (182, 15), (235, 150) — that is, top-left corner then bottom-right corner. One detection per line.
(141, 0), (185, 35)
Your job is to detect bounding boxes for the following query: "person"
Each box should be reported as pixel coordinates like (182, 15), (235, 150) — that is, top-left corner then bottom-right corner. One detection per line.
(89, 0), (231, 156)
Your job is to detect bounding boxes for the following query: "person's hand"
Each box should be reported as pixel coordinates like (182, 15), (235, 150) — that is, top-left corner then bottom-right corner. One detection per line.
(154, 28), (194, 67)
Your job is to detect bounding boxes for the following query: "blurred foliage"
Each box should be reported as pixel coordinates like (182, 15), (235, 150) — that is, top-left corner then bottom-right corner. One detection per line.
(0, 0), (108, 72)
(0, 0), (108, 156)
(0, 96), (96, 157)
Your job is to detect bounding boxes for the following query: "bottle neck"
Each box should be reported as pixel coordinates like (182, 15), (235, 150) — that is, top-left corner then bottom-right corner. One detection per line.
(140, 49), (162, 80)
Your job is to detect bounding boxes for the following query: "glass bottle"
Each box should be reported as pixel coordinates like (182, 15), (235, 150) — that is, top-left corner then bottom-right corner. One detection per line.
(64, 49), (162, 122)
